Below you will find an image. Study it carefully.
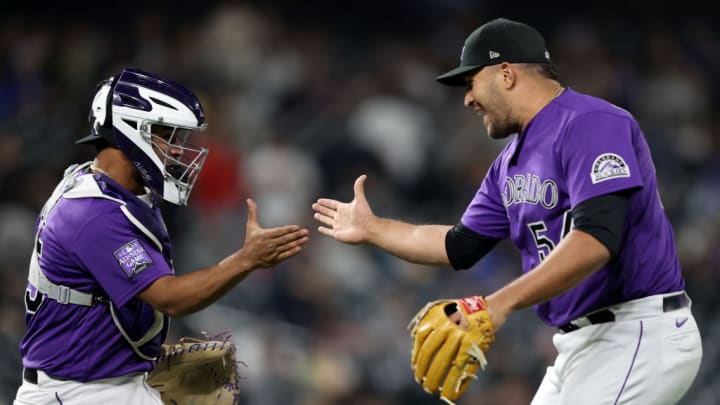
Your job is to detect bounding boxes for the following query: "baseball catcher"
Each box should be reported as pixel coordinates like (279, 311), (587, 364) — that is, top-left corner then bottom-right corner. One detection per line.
(14, 67), (309, 404)
(408, 296), (495, 404)
(147, 332), (242, 405)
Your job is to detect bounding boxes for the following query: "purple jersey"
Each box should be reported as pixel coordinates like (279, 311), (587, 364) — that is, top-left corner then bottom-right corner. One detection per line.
(461, 88), (684, 326)
(20, 167), (173, 380)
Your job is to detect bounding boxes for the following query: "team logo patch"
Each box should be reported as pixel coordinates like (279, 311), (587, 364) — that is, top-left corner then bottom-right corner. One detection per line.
(591, 153), (630, 184)
(114, 239), (153, 279)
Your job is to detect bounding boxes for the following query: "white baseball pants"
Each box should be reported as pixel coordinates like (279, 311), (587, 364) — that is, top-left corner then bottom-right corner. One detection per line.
(531, 292), (702, 405)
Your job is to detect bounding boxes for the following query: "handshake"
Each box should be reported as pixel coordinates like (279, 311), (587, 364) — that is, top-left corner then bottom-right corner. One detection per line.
(223, 174), (496, 404)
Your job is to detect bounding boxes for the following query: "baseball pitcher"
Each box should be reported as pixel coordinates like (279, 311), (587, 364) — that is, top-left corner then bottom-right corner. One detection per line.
(312, 18), (702, 404)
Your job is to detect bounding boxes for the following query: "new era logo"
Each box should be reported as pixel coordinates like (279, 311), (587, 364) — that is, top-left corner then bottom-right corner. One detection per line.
(489, 50), (500, 59)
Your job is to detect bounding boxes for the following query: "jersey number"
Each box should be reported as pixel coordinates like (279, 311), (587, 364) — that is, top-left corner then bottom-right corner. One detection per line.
(528, 211), (573, 262)
(25, 288), (44, 314)
(25, 237), (45, 314)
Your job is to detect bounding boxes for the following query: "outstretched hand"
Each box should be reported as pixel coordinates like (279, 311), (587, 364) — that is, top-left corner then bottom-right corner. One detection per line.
(312, 174), (375, 244)
(242, 198), (309, 269)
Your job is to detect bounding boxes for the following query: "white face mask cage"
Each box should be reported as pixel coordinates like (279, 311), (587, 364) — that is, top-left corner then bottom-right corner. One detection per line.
(139, 121), (209, 205)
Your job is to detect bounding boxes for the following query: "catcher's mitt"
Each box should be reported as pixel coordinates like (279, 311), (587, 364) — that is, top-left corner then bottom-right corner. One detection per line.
(147, 332), (243, 405)
(408, 296), (495, 405)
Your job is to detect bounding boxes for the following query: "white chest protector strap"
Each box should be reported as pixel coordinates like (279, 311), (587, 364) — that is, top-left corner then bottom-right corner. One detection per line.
(29, 163), (102, 306)
(30, 162), (166, 361)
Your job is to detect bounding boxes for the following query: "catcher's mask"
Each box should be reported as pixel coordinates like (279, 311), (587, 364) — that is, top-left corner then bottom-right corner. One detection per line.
(78, 68), (209, 206)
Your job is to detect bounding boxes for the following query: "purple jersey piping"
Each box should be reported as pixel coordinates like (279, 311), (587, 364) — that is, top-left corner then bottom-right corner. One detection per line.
(614, 320), (644, 404)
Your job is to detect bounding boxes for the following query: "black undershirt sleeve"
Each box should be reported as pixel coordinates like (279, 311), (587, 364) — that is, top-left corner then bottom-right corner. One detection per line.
(446, 192), (630, 270)
(445, 224), (501, 270)
(572, 191), (631, 259)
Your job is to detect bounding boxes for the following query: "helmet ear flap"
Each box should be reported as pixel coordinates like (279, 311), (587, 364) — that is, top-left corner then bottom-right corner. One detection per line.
(83, 74), (121, 146)
(88, 79), (109, 128)
(99, 74), (120, 139)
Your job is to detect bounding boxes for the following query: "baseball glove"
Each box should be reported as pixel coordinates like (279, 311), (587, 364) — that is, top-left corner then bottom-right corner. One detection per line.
(408, 296), (495, 405)
(147, 332), (242, 405)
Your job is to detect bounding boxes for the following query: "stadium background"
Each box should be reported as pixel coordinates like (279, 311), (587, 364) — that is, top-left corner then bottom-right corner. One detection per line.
(0, 1), (718, 404)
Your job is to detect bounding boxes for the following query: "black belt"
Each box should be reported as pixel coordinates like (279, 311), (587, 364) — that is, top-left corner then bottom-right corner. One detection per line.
(559, 292), (689, 333)
(23, 367), (38, 384)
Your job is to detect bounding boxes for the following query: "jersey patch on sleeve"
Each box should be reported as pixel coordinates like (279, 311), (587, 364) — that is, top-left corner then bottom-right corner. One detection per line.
(113, 239), (154, 279)
(591, 153), (630, 184)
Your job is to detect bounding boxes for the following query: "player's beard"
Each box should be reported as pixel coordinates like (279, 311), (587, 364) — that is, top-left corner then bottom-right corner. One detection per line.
(483, 86), (519, 139)
(486, 110), (519, 140)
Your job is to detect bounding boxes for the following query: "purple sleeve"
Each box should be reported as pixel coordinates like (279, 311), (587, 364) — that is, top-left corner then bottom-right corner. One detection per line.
(558, 111), (644, 207)
(460, 161), (510, 239)
(69, 212), (173, 307)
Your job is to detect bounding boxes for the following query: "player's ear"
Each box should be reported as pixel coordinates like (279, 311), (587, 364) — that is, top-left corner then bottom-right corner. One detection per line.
(500, 62), (516, 89)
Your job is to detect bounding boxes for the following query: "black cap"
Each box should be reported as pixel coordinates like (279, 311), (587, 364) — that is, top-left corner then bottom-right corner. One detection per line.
(436, 18), (551, 86)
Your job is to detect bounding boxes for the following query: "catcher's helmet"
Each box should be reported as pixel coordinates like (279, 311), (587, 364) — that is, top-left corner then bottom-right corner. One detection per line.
(78, 68), (209, 206)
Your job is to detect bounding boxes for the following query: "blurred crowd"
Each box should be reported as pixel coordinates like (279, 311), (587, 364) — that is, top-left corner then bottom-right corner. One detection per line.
(0, 2), (718, 404)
